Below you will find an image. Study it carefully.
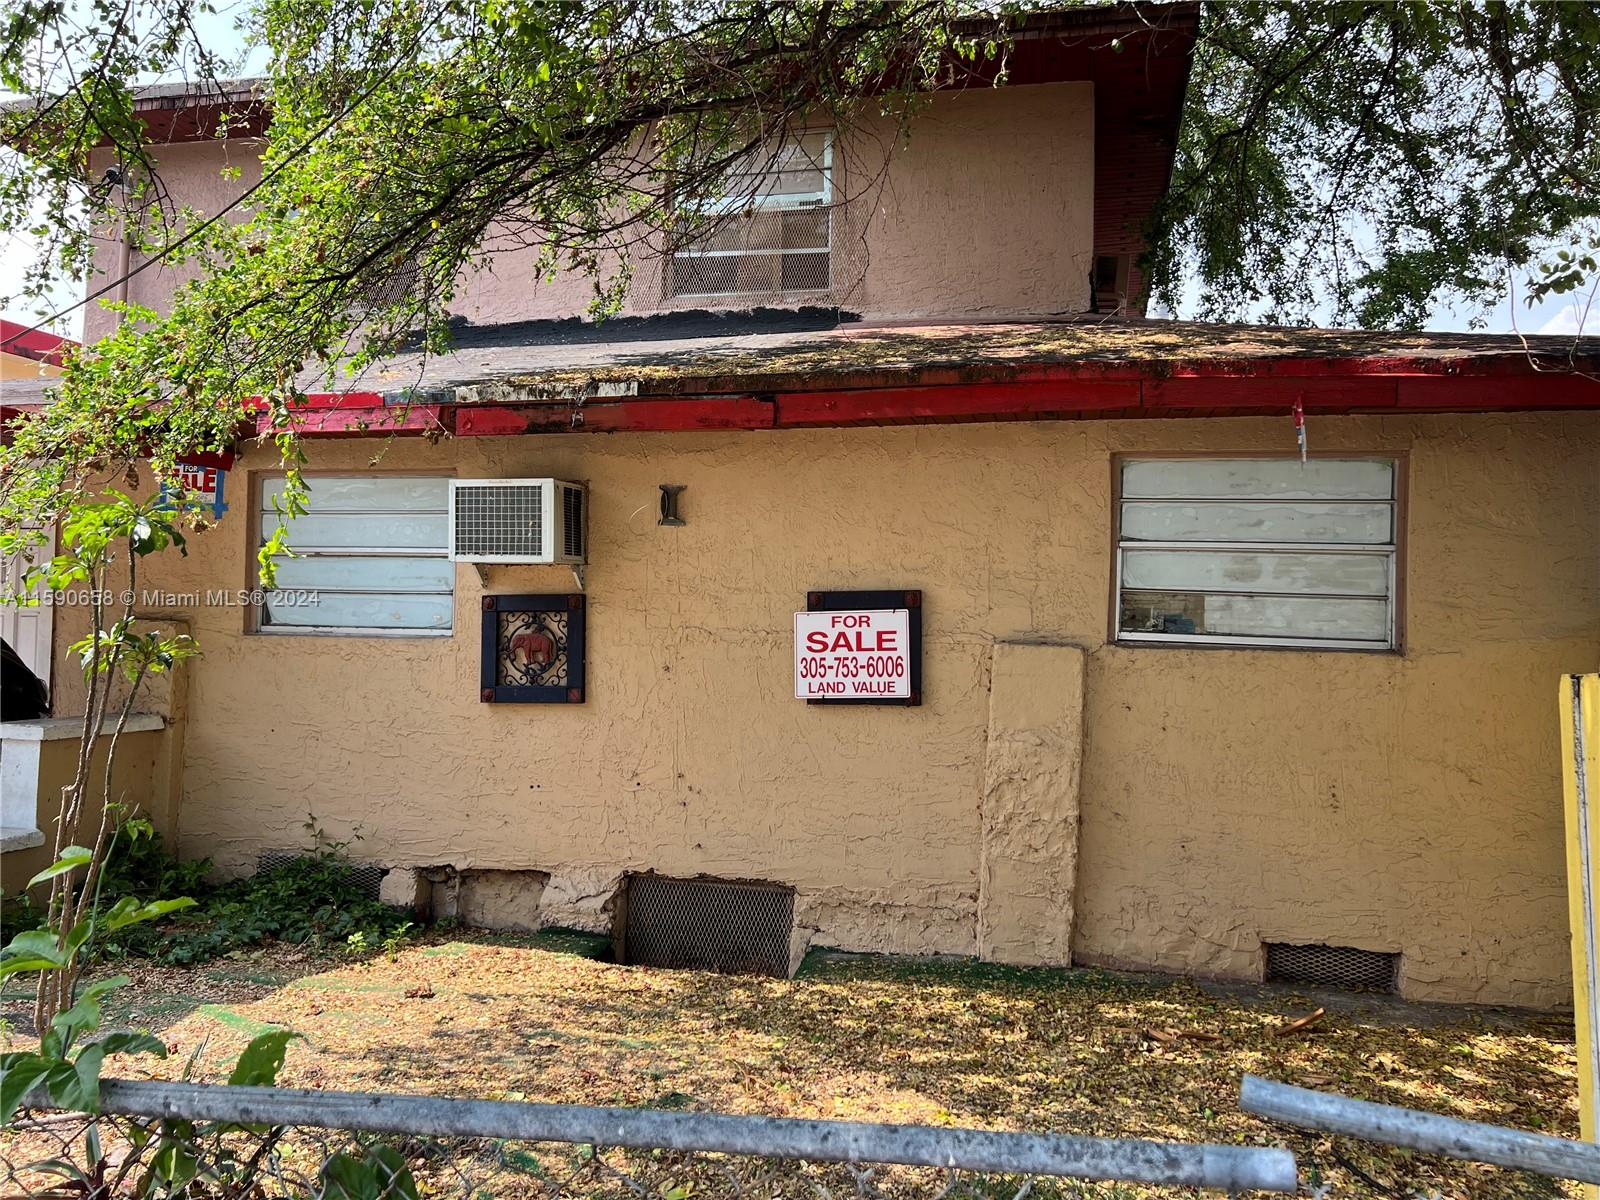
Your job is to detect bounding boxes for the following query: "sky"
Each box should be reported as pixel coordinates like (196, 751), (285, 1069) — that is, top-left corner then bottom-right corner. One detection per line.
(1, 11), (1593, 345)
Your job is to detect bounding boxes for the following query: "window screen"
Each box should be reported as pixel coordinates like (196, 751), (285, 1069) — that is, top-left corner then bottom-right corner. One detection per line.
(1115, 458), (1399, 650)
(671, 131), (832, 298)
(258, 476), (452, 634)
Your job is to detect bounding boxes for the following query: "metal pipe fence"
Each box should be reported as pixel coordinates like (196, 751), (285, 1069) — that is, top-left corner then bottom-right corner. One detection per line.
(1, 1078), (1300, 1197)
(1240, 1073), (1600, 1185)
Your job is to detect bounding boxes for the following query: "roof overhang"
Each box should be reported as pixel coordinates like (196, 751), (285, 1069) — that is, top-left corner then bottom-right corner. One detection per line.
(0, 320), (76, 368)
(13, 315), (1595, 443)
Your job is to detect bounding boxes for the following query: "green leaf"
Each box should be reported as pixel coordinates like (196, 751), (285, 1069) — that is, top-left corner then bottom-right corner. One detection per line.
(27, 846), (93, 888)
(0, 1054), (53, 1124)
(319, 1151), (382, 1200)
(43, 1057), (100, 1113)
(148, 1137), (199, 1191)
(0, 929), (67, 976)
(102, 896), (197, 932)
(0, 954), (63, 980)
(96, 1032), (167, 1059)
(366, 1146), (419, 1200)
(227, 1029), (299, 1086)
(70, 1045), (106, 1109)
(50, 975), (129, 1050)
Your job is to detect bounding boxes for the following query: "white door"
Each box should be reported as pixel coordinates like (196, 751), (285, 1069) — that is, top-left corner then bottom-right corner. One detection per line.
(1, 529), (54, 694)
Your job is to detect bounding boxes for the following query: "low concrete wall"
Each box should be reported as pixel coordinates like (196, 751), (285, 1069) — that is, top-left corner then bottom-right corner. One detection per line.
(0, 716), (169, 892)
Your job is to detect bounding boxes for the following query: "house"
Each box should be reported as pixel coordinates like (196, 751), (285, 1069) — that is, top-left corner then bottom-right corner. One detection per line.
(0, 320), (76, 724)
(2, 4), (1598, 1006)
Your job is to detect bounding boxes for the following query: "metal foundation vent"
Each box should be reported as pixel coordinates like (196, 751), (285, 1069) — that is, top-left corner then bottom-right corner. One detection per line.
(257, 852), (387, 902)
(1265, 942), (1399, 993)
(621, 874), (794, 978)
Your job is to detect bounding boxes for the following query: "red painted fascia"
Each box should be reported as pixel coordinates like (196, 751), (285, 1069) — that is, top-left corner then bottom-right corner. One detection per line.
(257, 404), (446, 438)
(454, 396), (774, 436)
(0, 319), (77, 367)
(244, 391), (390, 412)
(216, 356), (1600, 442)
(777, 379), (1140, 426)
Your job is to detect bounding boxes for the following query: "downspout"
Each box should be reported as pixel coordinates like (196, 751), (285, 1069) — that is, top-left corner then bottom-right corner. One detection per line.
(110, 165), (134, 326)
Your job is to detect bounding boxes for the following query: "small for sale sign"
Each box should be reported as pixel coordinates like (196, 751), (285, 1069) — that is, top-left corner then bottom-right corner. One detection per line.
(794, 609), (912, 700)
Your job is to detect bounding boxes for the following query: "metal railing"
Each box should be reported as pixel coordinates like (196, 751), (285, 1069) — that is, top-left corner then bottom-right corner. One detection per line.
(2, 1078), (1299, 1197)
(1240, 1073), (1600, 1186)
(12, 1073), (1600, 1196)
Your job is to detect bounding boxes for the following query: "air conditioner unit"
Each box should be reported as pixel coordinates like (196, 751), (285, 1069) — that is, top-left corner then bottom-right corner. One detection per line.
(448, 479), (587, 564)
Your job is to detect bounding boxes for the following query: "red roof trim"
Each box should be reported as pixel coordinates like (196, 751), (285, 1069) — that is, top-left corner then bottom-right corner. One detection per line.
(308, 367), (1600, 441)
(10, 355), (1596, 446)
(0, 320), (77, 367)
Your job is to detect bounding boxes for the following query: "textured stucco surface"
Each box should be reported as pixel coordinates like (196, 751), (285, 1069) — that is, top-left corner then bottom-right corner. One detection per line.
(0, 729), (165, 889)
(42, 410), (1599, 1005)
(454, 83), (1093, 322)
(81, 84), (1091, 333)
(83, 140), (267, 346)
(978, 641), (1083, 964)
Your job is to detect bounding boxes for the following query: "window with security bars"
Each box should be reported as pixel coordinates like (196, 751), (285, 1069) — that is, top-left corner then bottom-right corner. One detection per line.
(1114, 457), (1400, 650)
(257, 475), (452, 635)
(671, 131), (832, 298)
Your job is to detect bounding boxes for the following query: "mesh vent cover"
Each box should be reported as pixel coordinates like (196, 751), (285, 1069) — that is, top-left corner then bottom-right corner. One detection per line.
(561, 486), (585, 560)
(1265, 942), (1399, 993)
(454, 483), (543, 559)
(256, 852), (387, 902)
(622, 874), (794, 978)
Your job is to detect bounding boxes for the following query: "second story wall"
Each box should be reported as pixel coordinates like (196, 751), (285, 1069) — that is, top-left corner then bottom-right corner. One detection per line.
(84, 138), (266, 345)
(86, 80), (1095, 339)
(454, 81), (1095, 323)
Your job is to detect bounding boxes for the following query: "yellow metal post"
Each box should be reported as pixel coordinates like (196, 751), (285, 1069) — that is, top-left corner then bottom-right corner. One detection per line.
(1562, 674), (1600, 1200)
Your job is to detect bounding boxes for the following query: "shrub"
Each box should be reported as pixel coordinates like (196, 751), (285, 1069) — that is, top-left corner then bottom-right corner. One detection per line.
(4, 819), (417, 966)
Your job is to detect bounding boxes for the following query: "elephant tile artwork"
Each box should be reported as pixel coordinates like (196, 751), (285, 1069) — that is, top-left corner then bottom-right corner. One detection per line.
(480, 593), (587, 703)
(498, 610), (569, 687)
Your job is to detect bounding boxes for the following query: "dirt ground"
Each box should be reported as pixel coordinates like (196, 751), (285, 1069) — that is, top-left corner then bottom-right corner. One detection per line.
(0, 930), (1580, 1198)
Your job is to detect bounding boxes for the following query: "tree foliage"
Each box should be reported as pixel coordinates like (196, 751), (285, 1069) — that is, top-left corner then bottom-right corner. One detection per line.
(0, 0), (1597, 538)
(1152, 1), (1600, 327)
(1, 0), (1001, 541)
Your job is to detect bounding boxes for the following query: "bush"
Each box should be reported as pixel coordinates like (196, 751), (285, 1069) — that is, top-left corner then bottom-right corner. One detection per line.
(2, 819), (417, 966)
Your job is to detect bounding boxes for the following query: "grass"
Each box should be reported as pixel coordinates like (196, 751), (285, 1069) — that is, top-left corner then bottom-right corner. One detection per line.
(1, 930), (1579, 1199)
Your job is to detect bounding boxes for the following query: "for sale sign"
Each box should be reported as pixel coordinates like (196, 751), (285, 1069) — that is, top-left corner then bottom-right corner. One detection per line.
(794, 609), (912, 700)
(160, 460), (229, 520)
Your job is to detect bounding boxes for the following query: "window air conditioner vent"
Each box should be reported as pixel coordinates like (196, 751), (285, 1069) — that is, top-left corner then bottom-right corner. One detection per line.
(449, 479), (587, 565)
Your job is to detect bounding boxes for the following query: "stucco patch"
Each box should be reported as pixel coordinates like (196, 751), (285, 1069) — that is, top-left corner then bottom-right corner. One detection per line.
(977, 642), (1084, 965)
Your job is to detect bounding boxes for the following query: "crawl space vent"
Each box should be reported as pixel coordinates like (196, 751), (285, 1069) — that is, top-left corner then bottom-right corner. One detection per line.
(1265, 942), (1399, 993)
(257, 852), (387, 902)
(622, 874), (794, 978)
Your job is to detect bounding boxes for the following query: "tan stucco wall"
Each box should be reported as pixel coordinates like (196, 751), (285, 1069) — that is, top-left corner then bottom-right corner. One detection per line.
(0, 727), (167, 891)
(85, 83), (1093, 332)
(83, 140), (267, 346)
(1, 352), (65, 380)
(978, 641), (1083, 964)
(47, 410), (1599, 1005)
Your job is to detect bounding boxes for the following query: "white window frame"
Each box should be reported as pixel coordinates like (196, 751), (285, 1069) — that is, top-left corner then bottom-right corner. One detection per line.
(252, 472), (455, 639)
(669, 130), (834, 299)
(1112, 455), (1403, 652)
